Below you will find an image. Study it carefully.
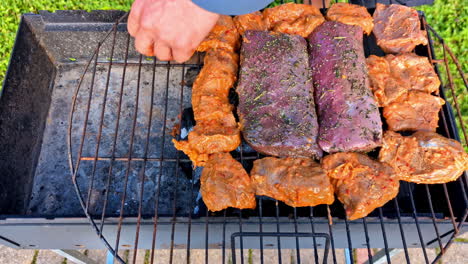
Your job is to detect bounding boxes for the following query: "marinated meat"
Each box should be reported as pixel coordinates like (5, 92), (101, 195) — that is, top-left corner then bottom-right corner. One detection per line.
(379, 131), (468, 184)
(197, 15), (240, 52)
(367, 53), (440, 107)
(173, 48), (241, 166)
(191, 49), (239, 123)
(383, 91), (444, 132)
(326, 3), (373, 35)
(366, 55), (407, 107)
(373, 3), (428, 53)
(307, 21), (382, 153)
(263, 3), (325, 37)
(201, 153), (256, 211)
(251, 157), (334, 207)
(237, 31), (322, 158)
(234, 11), (267, 35)
(322, 153), (399, 220)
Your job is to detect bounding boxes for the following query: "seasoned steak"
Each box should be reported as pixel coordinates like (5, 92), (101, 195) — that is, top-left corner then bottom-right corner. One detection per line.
(383, 91), (445, 132)
(379, 131), (468, 184)
(251, 157), (334, 207)
(322, 152), (399, 220)
(307, 21), (382, 153)
(263, 3), (325, 38)
(373, 3), (427, 53)
(237, 30), (322, 158)
(201, 153), (256, 212)
(367, 53), (441, 107)
(326, 3), (374, 35)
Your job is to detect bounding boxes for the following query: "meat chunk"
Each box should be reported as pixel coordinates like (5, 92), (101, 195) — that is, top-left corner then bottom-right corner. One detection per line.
(234, 11), (267, 35)
(237, 31), (322, 158)
(191, 49), (239, 123)
(373, 3), (427, 53)
(366, 55), (407, 107)
(379, 131), (468, 184)
(263, 3), (325, 37)
(367, 54), (440, 107)
(197, 15), (240, 52)
(201, 153), (256, 211)
(307, 21), (382, 153)
(251, 157), (334, 207)
(173, 49), (241, 166)
(383, 91), (444, 132)
(322, 153), (399, 220)
(326, 3), (374, 35)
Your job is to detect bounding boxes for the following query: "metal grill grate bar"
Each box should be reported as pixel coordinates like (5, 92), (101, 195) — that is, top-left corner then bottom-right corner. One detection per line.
(67, 7), (468, 264)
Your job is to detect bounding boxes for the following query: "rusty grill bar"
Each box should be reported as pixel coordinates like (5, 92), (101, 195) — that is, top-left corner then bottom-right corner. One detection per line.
(67, 1), (468, 264)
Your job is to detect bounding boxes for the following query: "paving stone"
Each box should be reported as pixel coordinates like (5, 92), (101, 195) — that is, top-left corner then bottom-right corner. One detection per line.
(0, 245), (36, 264)
(439, 243), (468, 264)
(391, 248), (437, 264)
(81, 249), (108, 263)
(35, 250), (66, 264)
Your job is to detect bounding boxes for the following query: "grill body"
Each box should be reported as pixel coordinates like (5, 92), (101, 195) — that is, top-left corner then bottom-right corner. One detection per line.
(0, 8), (466, 264)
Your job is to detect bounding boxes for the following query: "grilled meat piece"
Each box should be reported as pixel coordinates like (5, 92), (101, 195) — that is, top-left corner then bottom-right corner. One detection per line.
(263, 3), (325, 37)
(367, 53), (440, 107)
(173, 49), (241, 166)
(201, 153), (256, 211)
(373, 3), (427, 53)
(322, 152), (399, 220)
(234, 11), (267, 35)
(383, 91), (444, 132)
(326, 3), (374, 35)
(307, 21), (382, 153)
(237, 31), (322, 158)
(251, 157), (334, 207)
(197, 15), (240, 52)
(379, 131), (468, 184)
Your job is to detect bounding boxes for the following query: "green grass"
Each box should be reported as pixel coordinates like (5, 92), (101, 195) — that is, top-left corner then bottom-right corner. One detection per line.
(0, 0), (466, 145)
(420, 1), (468, 147)
(0, 0), (133, 83)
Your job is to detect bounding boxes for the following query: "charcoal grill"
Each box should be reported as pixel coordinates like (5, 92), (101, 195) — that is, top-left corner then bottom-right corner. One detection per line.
(0, 1), (466, 264)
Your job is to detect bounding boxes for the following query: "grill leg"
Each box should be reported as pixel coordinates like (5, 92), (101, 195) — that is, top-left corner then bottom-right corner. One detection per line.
(364, 248), (403, 264)
(51, 249), (100, 264)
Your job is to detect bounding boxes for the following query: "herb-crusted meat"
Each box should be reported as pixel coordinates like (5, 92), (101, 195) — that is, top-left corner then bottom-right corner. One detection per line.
(307, 21), (382, 153)
(237, 30), (322, 158)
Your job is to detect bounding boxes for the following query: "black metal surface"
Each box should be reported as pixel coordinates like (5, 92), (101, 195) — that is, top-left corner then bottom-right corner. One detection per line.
(0, 4), (465, 264)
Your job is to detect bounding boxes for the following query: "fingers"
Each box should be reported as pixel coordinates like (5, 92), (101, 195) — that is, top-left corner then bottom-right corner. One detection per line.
(134, 30), (155, 56)
(172, 47), (195, 63)
(127, 0), (145, 36)
(154, 41), (173, 61)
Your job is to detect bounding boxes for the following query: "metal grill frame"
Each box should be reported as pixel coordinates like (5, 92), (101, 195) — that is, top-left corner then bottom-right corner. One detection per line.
(67, 2), (468, 264)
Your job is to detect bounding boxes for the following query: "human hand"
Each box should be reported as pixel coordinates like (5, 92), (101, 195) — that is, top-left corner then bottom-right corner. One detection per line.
(128, 0), (220, 62)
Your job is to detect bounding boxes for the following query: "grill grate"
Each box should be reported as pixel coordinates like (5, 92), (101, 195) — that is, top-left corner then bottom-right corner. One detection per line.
(68, 2), (468, 264)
